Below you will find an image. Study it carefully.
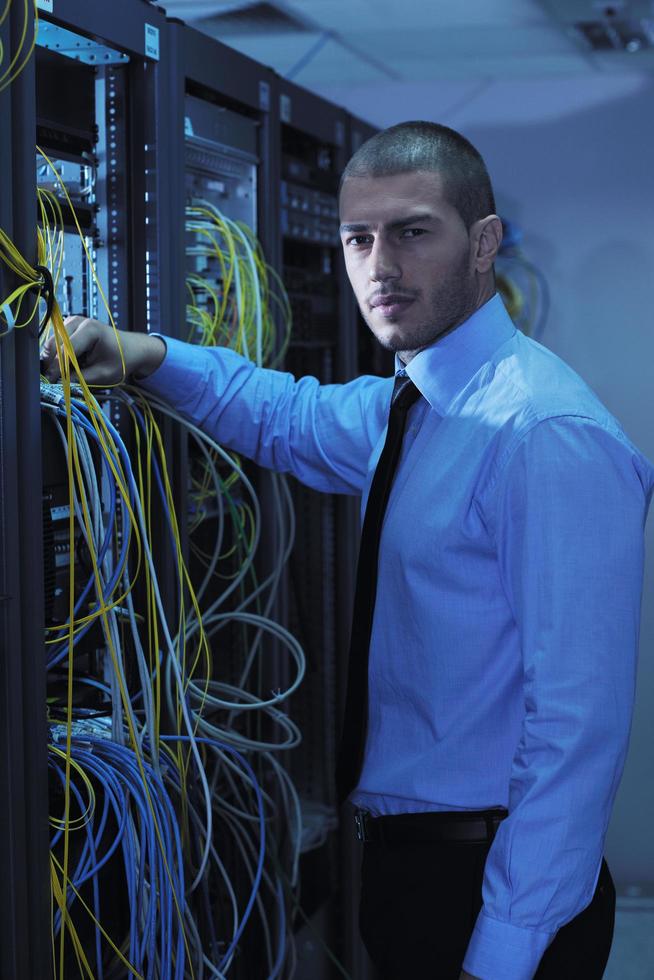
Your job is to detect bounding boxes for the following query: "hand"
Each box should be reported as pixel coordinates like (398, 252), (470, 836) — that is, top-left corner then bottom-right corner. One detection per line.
(459, 971), (482, 980)
(41, 316), (166, 385)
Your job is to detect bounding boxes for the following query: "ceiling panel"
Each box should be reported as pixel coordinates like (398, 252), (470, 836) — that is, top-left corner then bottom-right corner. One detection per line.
(153, 0), (654, 89)
(213, 31), (391, 82)
(206, 24), (586, 84)
(283, 0), (552, 29)
(211, 29), (322, 63)
(309, 71), (650, 128)
(336, 24), (580, 61)
(387, 53), (596, 82)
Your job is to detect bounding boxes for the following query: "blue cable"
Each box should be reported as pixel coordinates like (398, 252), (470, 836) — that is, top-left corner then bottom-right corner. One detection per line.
(97, 738), (186, 978)
(114, 395), (182, 589)
(47, 405), (133, 668)
(45, 417), (119, 664)
(45, 394), (193, 975)
(46, 391), (289, 976)
(49, 757), (103, 973)
(159, 735), (267, 973)
(98, 742), (154, 972)
(68, 674), (144, 708)
(57, 743), (141, 972)
(267, 878), (287, 980)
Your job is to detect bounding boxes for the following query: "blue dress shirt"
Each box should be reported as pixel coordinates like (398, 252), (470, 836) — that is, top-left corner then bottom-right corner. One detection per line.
(140, 293), (654, 979)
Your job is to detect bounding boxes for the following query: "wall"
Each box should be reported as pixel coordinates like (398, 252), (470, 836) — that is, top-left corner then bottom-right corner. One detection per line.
(317, 70), (654, 888)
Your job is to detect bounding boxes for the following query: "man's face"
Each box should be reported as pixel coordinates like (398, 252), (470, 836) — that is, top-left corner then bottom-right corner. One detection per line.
(339, 170), (479, 360)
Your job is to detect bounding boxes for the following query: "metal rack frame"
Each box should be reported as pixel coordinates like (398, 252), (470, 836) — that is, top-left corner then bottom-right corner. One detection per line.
(2, 3), (377, 973)
(0, 3), (51, 974)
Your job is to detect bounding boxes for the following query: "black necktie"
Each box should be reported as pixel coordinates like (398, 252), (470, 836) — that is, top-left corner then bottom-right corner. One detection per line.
(336, 372), (421, 805)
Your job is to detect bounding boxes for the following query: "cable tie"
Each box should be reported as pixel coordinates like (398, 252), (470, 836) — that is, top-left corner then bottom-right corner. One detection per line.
(29, 264), (55, 337)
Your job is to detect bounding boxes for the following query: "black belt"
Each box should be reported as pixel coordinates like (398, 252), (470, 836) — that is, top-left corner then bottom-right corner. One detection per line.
(354, 807), (509, 844)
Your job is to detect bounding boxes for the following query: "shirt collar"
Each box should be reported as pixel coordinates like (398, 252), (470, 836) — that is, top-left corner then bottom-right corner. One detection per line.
(394, 293), (516, 416)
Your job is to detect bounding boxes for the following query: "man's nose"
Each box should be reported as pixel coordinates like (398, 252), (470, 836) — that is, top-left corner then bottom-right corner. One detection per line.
(369, 239), (401, 283)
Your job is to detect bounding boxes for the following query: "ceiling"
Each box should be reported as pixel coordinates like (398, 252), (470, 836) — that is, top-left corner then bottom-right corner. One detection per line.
(152, 0), (654, 90)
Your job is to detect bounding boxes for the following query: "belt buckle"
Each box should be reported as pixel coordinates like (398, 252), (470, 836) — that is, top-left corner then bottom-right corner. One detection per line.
(355, 809), (370, 842)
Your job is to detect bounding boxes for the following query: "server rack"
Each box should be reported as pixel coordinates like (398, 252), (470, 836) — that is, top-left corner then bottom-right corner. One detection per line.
(32, 6), (172, 625)
(162, 21), (278, 339)
(271, 72), (365, 979)
(0, 4), (51, 976)
(1, 0), (170, 975)
(161, 25), (295, 979)
(2, 2), (376, 973)
(35, 0), (176, 605)
(163, 24), (364, 976)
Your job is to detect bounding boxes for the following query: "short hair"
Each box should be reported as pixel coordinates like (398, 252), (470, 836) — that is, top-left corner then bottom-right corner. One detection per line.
(339, 121), (496, 231)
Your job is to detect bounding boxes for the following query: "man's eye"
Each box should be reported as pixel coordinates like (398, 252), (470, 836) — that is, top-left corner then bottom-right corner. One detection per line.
(347, 235), (372, 247)
(401, 228), (426, 239)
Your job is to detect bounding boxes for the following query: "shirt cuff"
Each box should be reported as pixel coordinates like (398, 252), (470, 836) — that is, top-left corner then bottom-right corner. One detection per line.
(132, 332), (171, 389)
(462, 909), (557, 980)
(134, 334), (214, 407)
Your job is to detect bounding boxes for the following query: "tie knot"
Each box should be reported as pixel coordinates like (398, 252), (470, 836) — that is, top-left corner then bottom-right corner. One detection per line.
(391, 373), (420, 412)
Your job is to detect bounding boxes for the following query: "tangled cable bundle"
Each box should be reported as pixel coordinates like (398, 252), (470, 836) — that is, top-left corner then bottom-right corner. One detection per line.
(0, 148), (343, 978)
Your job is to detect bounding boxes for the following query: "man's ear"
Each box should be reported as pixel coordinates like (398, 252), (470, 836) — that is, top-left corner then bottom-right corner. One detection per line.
(472, 215), (502, 273)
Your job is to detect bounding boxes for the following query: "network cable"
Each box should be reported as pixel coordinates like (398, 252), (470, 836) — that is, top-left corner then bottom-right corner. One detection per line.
(0, 143), (348, 977)
(0, 0), (38, 94)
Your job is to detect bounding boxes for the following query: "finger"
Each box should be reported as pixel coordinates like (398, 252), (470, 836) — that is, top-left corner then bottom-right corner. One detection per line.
(63, 314), (89, 334)
(44, 356), (108, 386)
(71, 364), (115, 386)
(61, 318), (99, 367)
(43, 353), (61, 383)
(43, 354), (61, 382)
(44, 327), (94, 382)
(41, 314), (85, 363)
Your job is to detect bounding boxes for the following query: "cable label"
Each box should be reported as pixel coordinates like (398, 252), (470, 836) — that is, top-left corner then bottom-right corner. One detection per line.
(280, 94), (292, 123)
(145, 24), (160, 61)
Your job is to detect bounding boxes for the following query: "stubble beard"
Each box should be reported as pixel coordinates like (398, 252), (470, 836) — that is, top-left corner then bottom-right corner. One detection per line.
(363, 254), (478, 357)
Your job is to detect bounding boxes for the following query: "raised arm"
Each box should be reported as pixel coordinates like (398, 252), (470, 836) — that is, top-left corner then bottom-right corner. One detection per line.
(41, 315), (167, 384)
(41, 317), (391, 496)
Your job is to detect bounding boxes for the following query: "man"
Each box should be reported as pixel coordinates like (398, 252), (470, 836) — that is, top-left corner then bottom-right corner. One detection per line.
(44, 121), (654, 979)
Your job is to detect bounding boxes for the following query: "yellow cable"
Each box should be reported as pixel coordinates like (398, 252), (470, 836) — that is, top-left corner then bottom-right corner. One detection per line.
(0, 0), (37, 95)
(0, 146), (291, 977)
(49, 745), (96, 831)
(50, 853), (144, 979)
(0, 184), (195, 969)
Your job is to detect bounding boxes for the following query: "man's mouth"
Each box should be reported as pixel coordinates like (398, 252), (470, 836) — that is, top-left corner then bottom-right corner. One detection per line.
(370, 295), (415, 317)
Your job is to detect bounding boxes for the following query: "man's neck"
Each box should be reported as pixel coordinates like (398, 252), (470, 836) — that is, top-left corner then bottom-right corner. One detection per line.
(398, 289), (497, 365)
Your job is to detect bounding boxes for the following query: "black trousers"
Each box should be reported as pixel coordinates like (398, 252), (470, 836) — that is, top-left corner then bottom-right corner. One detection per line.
(359, 834), (616, 979)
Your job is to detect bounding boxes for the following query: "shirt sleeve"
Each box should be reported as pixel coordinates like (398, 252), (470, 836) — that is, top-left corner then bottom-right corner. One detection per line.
(136, 335), (391, 495)
(463, 415), (653, 980)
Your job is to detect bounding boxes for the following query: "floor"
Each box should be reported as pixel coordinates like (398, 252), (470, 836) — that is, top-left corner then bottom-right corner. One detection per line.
(604, 895), (654, 979)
